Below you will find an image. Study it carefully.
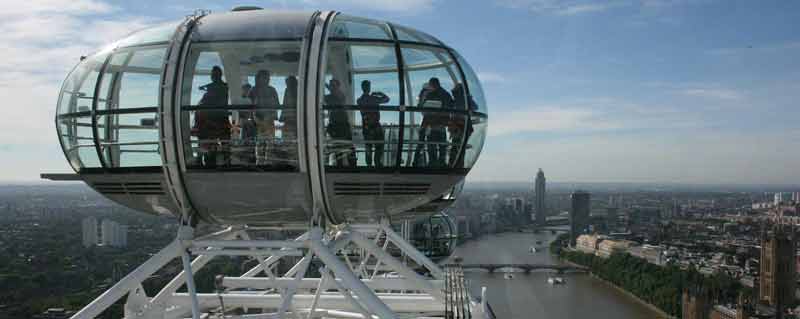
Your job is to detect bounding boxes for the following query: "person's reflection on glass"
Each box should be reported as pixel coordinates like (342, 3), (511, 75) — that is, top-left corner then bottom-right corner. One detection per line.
(195, 65), (230, 168)
(324, 79), (355, 167)
(419, 77), (453, 168)
(357, 80), (389, 168)
(248, 70), (279, 165)
(280, 76), (299, 167)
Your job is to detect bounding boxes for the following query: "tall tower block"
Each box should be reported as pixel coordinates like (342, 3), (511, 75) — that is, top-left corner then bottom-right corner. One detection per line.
(534, 168), (546, 226)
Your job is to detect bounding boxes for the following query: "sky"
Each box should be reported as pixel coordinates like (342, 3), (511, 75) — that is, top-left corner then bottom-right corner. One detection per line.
(1, 0), (799, 185)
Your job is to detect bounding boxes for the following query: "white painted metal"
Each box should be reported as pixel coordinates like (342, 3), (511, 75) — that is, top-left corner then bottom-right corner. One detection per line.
(68, 224), (488, 319)
(192, 240), (306, 249)
(170, 293), (443, 313)
(348, 230), (444, 301)
(70, 240), (182, 319)
(382, 224), (444, 279)
(180, 244), (202, 319)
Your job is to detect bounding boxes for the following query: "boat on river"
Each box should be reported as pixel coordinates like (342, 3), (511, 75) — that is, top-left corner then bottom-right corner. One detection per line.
(547, 277), (565, 285)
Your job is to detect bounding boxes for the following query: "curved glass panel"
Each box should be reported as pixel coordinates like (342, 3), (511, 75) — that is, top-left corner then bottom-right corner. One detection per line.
(409, 213), (456, 259)
(114, 21), (179, 48)
(462, 116), (486, 168)
(329, 15), (392, 40)
(452, 51), (487, 114)
(393, 25), (442, 46)
(322, 41), (401, 169)
(101, 47), (165, 110)
(56, 53), (108, 170)
(191, 10), (312, 42)
(451, 51), (487, 168)
(181, 40), (303, 171)
(400, 45), (467, 169)
(95, 46), (166, 167)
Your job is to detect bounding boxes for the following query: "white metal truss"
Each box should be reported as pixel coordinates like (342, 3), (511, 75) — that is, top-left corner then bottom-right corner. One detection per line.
(68, 223), (492, 319)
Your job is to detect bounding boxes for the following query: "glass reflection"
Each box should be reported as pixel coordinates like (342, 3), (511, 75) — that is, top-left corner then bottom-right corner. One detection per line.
(56, 53), (107, 170)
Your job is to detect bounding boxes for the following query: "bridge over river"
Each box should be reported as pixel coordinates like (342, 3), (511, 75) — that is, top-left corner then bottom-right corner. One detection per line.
(444, 263), (588, 274)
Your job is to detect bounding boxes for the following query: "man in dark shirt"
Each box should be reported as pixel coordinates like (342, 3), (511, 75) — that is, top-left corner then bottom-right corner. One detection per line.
(357, 80), (390, 168)
(324, 79), (355, 167)
(196, 65), (230, 168)
(419, 77), (453, 168)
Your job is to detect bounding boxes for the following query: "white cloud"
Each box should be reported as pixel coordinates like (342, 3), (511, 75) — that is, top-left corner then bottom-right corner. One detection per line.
(557, 3), (615, 15)
(683, 88), (744, 100)
(496, 0), (622, 16)
(477, 72), (509, 84)
(643, 82), (747, 102)
(300, 0), (437, 13)
(0, 0), (162, 179)
(487, 98), (702, 137)
(488, 107), (612, 136)
(706, 41), (800, 57)
(0, 0), (113, 17)
(469, 130), (800, 185)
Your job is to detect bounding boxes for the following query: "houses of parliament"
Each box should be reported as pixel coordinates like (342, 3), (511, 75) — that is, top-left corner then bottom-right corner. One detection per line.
(683, 223), (797, 319)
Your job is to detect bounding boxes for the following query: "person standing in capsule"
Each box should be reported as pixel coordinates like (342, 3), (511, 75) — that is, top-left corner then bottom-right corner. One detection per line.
(418, 77), (453, 168)
(248, 70), (280, 165)
(324, 79), (356, 167)
(196, 66), (230, 168)
(280, 76), (299, 167)
(357, 80), (389, 168)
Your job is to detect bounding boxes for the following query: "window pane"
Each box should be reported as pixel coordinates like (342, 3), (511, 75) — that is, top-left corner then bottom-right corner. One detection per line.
(452, 51), (487, 114)
(98, 112), (160, 167)
(118, 73), (161, 108)
(394, 25), (442, 45)
(322, 41), (401, 169)
(58, 54), (106, 115)
(181, 41), (302, 171)
(182, 51), (226, 107)
(401, 46), (464, 109)
(400, 111), (466, 168)
(321, 109), (401, 168)
(463, 116), (486, 168)
(56, 53), (108, 170)
(58, 116), (101, 169)
(115, 21), (179, 47)
(329, 15), (392, 40)
(101, 47), (166, 110)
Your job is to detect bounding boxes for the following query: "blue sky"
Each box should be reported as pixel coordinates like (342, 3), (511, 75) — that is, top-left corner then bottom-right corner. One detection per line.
(1, 0), (799, 184)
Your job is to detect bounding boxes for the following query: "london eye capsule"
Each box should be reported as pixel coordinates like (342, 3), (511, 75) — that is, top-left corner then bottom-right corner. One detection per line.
(51, 9), (488, 227)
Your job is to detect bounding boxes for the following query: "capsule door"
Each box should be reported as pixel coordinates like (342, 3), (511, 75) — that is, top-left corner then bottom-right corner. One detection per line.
(317, 15), (472, 224)
(173, 12), (315, 226)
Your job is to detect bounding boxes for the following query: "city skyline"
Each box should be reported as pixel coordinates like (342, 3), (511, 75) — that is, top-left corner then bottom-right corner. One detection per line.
(0, 1), (799, 184)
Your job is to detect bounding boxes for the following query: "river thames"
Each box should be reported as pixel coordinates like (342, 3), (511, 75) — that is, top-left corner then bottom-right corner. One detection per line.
(450, 231), (665, 319)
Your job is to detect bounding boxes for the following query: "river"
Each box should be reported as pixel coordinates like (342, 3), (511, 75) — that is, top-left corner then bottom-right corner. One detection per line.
(449, 231), (665, 319)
